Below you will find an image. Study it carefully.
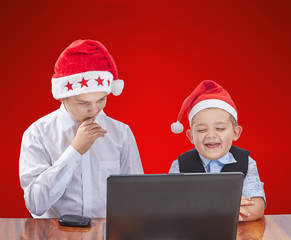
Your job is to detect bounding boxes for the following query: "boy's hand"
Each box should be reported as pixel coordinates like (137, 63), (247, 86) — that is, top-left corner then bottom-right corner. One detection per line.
(239, 196), (254, 221)
(71, 118), (107, 155)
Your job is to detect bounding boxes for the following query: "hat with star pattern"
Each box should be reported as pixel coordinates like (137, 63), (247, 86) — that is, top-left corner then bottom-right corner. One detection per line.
(171, 80), (238, 134)
(51, 39), (124, 100)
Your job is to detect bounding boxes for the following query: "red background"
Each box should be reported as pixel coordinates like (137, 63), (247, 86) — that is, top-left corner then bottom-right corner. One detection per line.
(0, 0), (290, 217)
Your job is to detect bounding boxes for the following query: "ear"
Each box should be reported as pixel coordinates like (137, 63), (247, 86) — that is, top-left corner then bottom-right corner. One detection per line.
(186, 129), (194, 144)
(233, 125), (243, 141)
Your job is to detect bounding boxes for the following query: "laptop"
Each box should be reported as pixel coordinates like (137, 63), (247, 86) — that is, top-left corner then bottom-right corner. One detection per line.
(106, 172), (243, 240)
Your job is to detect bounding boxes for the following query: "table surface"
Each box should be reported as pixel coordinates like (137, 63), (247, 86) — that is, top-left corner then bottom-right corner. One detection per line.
(1, 215), (290, 239)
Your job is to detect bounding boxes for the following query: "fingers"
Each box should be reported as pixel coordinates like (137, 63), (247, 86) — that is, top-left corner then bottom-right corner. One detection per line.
(88, 124), (107, 137)
(80, 119), (107, 134)
(92, 128), (107, 138)
(239, 206), (251, 222)
(81, 118), (98, 126)
(239, 196), (253, 222)
(240, 196), (254, 206)
(72, 120), (107, 155)
(240, 207), (251, 217)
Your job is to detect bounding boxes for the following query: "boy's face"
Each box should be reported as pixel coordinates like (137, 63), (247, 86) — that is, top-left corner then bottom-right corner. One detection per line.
(61, 92), (107, 123)
(186, 108), (242, 160)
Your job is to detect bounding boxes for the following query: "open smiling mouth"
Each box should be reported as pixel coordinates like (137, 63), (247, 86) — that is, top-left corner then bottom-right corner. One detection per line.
(205, 143), (221, 148)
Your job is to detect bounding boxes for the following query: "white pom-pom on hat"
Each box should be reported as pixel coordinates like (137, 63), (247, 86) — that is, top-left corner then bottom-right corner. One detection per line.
(111, 79), (124, 96)
(171, 121), (184, 134)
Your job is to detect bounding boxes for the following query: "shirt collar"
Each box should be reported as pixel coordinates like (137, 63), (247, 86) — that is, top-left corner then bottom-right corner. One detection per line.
(58, 103), (106, 130)
(199, 151), (237, 167)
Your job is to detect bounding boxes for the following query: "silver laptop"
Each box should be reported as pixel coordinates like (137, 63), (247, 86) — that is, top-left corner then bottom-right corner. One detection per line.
(106, 173), (243, 240)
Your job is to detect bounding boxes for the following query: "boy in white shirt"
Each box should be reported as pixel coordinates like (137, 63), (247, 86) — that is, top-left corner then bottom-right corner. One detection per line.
(19, 39), (143, 218)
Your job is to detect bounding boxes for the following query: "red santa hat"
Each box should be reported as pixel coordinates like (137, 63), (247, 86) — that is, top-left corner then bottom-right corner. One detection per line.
(171, 80), (238, 134)
(51, 39), (124, 100)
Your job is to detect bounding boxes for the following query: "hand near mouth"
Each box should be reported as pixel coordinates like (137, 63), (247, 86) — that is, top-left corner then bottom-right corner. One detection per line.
(71, 118), (107, 155)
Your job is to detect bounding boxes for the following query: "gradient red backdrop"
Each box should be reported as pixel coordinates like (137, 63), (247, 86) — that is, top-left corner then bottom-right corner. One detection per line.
(1, 0), (290, 217)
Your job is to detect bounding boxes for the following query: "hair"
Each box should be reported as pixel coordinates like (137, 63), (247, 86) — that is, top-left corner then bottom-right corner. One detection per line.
(229, 113), (238, 127)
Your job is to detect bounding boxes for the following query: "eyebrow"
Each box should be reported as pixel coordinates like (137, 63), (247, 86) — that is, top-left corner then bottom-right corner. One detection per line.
(99, 95), (107, 100)
(75, 99), (88, 103)
(193, 124), (207, 127)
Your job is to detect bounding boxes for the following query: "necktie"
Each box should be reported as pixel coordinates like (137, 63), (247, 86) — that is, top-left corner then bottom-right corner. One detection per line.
(210, 160), (220, 173)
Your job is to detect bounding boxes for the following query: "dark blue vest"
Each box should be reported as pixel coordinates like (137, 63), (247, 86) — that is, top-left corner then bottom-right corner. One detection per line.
(177, 145), (249, 177)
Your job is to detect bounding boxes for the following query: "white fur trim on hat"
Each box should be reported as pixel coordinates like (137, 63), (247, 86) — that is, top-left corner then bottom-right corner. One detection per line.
(52, 71), (113, 99)
(188, 99), (238, 125)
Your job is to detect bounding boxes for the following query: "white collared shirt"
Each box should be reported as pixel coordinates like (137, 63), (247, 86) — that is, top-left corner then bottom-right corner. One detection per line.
(19, 103), (143, 218)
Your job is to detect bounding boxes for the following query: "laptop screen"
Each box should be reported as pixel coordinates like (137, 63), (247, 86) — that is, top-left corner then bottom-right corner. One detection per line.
(106, 173), (243, 240)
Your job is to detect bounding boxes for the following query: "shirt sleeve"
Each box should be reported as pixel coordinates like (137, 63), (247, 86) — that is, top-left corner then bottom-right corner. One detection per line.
(19, 128), (82, 216)
(168, 160), (180, 173)
(119, 125), (144, 174)
(242, 156), (266, 202)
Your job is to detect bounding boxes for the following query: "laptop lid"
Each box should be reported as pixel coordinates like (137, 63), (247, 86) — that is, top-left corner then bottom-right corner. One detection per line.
(106, 172), (243, 240)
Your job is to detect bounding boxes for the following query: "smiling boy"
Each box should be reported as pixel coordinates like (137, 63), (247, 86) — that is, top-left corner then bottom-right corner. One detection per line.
(170, 80), (265, 222)
(189, 108), (241, 161)
(19, 40), (143, 218)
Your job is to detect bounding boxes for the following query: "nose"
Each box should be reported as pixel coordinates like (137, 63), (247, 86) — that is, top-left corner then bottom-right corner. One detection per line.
(88, 104), (99, 116)
(207, 129), (217, 138)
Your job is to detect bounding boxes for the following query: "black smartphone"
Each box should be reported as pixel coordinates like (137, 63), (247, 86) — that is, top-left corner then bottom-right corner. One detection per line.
(58, 214), (91, 227)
